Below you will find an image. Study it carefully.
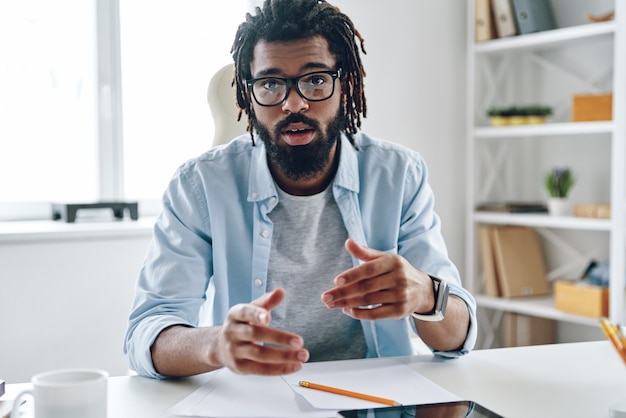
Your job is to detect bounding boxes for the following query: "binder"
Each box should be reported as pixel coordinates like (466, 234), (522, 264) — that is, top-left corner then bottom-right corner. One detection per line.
(491, 0), (517, 38)
(478, 226), (500, 296)
(491, 225), (550, 298)
(475, 0), (496, 42)
(511, 0), (556, 34)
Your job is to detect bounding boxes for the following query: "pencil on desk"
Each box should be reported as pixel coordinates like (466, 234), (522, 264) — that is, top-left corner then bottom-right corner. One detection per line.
(299, 381), (401, 406)
(599, 317), (626, 365)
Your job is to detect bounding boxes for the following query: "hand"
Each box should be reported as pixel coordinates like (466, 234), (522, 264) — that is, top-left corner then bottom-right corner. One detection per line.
(214, 288), (310, 375)
(321, 239), (434, 320)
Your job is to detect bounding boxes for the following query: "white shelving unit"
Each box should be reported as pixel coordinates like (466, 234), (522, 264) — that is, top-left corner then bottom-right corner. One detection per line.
(466, 1), (625, 347)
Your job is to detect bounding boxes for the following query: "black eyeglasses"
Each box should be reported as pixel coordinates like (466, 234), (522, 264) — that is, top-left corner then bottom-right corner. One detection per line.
(246, 69), (342, 107)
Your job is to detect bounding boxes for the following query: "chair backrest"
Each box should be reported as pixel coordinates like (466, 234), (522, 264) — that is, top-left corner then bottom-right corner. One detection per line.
(207, 63), (248, 147)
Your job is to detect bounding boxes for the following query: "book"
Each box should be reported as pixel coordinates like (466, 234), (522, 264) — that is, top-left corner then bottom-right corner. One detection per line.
(491, 0), (518, 38)
(475, 0), (496, 42)
(511, 0), (556, 35)
(476, 201), (548, 213)
(491, 225), (550, 298)
(478, 226), (500, 296)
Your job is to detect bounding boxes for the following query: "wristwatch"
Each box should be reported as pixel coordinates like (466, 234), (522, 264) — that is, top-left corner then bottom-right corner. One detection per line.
(411, 276), (449, 322)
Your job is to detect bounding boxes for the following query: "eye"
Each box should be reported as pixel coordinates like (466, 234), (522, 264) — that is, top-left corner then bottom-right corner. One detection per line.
(259, 78), (284, 91)
(302, 73), (329, 87)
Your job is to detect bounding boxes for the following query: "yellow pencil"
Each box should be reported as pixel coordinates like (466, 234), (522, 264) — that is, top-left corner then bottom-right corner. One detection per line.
(599, 318), (626, 365)
(299, 381), (401, 406)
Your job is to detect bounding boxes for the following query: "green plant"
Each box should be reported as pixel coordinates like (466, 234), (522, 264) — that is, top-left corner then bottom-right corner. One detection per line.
(486, 105), (553, 118)
(544, 167), (575, 198)
(526, 105), (553, 117)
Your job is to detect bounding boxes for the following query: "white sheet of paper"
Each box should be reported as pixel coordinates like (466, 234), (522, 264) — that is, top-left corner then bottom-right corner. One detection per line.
(283, 357), (459, 410)
(169, 357), (459, 418)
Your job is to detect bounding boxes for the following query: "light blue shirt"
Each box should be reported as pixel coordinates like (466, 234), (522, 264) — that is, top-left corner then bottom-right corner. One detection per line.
(124, 132), (477, 378)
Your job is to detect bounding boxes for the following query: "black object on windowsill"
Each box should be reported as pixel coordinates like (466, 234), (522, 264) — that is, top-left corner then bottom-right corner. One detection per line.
(51, 202), (139, 223)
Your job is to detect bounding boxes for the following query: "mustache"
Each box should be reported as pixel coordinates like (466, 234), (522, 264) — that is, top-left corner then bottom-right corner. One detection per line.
(275, 113), (320, 133)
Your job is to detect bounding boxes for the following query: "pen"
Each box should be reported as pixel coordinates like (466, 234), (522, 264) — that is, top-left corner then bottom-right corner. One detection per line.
(299, 381), (401, 406)
(599, 317), (626, 365)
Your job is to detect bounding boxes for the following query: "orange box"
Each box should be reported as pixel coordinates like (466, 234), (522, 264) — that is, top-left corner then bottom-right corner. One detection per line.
(572, 93), (613, 122)
(554, 280), (608, 318)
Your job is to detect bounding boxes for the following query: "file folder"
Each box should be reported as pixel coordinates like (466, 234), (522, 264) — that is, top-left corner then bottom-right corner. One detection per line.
(511, 0), (556, 34)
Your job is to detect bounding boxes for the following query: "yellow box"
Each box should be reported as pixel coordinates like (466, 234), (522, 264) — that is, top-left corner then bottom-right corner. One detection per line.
(554, 280), (608, 318)
(572, 94), (613, 121)
(573, 203), (611, 219)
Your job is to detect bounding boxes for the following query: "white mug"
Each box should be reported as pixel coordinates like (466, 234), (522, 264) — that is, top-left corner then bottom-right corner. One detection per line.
(11, 368), (108, 418)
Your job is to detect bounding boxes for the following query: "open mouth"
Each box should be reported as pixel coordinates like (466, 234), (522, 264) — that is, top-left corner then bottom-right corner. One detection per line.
(281, 124), (315, 146)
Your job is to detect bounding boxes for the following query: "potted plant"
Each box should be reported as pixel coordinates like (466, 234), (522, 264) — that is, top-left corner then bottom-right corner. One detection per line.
(526, 105), (553, 124)
(487, 107), (508, 126)
(486, 105), (553, 126)
(544, 167), (575, 215)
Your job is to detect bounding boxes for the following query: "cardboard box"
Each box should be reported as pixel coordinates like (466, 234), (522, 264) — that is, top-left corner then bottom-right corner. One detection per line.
(554, 280), (608, 318)
(573, 203), (611, 219)
(572, 93), (613, 122)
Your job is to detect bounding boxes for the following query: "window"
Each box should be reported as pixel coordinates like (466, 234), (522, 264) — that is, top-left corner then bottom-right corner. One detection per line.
(0, 0), (247, 221)
(0, 1), (99, 209)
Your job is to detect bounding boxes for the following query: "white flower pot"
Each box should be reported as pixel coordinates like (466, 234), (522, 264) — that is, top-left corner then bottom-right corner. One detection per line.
(547, 198), (571, 216)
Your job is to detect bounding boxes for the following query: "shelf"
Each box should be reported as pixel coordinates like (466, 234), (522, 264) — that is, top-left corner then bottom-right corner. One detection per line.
(475, 294), (601, 327)
(474, 212), (612, 231)
(474, 21), (615, 55)
(467, 1), (626, 341)
(475, 121), (614, 138)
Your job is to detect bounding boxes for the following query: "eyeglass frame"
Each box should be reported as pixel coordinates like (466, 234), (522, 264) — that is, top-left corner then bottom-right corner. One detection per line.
(245, 68), (343, 107)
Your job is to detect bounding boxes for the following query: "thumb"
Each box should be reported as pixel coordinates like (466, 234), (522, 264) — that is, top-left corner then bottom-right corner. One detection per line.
(249, 288), (285, 326)
(253, 287), (286, 311)
(344, 238), (384, 262)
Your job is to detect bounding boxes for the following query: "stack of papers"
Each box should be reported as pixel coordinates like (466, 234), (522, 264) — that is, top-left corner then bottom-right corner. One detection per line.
(169, 357), (459, 418)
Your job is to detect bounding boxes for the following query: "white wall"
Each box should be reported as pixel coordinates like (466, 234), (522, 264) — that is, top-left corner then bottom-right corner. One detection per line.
(332, 1), (468, 269)
(0, 232), (152, 383)
(0, 2), (470, 383)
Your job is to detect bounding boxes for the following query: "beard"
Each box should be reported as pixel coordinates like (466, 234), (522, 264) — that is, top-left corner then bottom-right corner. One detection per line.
(252, 108), (345, 182)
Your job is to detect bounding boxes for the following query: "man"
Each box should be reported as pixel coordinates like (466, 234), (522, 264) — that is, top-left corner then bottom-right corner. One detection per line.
(124, 0), (476, 379)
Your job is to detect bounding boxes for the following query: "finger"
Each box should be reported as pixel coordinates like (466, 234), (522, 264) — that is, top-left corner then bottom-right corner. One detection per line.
(234, 288), (286, 326)
(341, 303), (407, 321)
(253, 287), (286, 311)
(344, 238), (384, 262)
(327, 285), (403, 310)
(236, 322), (305, 349)
(230, 344), (310, 375)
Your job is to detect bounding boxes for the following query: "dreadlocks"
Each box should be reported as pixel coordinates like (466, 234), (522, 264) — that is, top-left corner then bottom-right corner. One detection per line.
(230, 0), (367, 147)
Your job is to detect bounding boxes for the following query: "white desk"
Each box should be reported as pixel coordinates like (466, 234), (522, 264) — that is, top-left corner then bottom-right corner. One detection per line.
(2, 341), (625, 418)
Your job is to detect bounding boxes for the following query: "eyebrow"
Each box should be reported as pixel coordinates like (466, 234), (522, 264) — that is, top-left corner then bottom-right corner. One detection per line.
(253, 63), (333, 78)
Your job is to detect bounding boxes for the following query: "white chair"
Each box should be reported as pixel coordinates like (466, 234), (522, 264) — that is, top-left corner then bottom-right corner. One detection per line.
(207, 63), (248, 147)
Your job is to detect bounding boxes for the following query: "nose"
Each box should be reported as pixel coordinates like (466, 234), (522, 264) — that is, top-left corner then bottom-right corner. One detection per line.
(281, 86), (309, 113)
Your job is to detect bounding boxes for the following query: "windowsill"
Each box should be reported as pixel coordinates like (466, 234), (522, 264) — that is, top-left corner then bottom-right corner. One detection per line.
(0, 217), (156, 243)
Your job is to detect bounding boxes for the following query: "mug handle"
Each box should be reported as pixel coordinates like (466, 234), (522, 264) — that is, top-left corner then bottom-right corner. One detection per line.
(11, 390), (33, 418)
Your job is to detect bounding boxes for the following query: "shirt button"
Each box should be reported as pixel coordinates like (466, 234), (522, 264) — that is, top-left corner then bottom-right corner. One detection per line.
(261, 229), (270, 238)
(251, 192), (259, 200)
(269, 197), (277, 205)
(254, 278), (263, 287)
